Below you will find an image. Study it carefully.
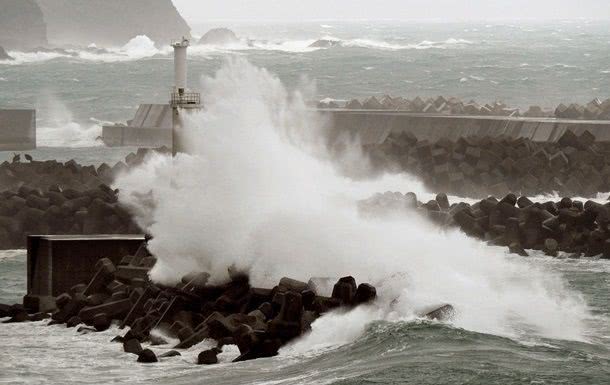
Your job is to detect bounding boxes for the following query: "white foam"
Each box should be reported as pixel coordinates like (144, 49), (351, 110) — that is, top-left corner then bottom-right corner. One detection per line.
(36, 95), (104, 147)
(1, 35), (169, 65)
(115, 58), (592, 347)
(0, 35), (476, 65)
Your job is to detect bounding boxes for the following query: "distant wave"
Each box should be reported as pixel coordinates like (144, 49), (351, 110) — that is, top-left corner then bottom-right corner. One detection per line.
(35, 95), (105, 147)
(0, 35), (476, 65)
(189, 35), (468, 54)
(0, 35), (170, 65)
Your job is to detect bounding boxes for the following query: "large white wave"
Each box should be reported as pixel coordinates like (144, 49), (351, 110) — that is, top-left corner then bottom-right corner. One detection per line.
(1, 35), (170, 65)
(114, 58), (591, 346)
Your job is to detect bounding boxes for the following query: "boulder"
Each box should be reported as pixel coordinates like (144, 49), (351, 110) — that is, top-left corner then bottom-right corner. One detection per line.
(123, 338), (143, 355)
(197, 349), (219, 365)
(137, 349), (158, 363)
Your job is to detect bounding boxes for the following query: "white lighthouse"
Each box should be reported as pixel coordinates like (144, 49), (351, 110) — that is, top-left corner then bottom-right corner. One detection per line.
(173, 38), (188, 95)
(170, 37), (201, 155)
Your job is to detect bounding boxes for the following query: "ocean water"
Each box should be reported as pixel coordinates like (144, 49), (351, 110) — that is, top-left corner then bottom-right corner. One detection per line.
(1, 21), (610, 385)
(1, 250), (609, 384)
(1, 21), (610, 147)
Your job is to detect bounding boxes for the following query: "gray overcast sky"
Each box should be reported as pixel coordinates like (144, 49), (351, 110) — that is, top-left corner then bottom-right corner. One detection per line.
(173, 0), (610, 23)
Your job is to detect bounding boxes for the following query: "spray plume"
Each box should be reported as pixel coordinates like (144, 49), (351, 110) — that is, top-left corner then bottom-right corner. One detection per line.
(115, 58), (591, 344)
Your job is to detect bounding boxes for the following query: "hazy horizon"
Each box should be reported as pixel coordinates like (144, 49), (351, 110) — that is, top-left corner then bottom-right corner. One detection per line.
(173, 0), (610, 23)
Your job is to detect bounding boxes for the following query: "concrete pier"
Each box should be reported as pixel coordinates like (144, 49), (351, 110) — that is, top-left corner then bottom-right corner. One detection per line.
(102, 104), (172, 147)
(322, 109), (610, 145)
(0, 109), (36, 150)
(24, 234), (145, 312)
(101, 106), (610, 149)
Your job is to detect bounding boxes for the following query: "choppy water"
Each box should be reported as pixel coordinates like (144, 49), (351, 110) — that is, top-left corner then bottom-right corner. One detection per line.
(1, 250), (609, 385)
(2, 21), (610, 384)
(1, 21), (610, 147)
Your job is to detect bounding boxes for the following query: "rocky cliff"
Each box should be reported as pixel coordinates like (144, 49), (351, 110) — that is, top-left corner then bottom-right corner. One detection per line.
(36, 0), (191, 47)
(0, 0), (48, 50)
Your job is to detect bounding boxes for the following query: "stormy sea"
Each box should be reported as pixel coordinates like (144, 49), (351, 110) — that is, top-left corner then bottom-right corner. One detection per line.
(1, 21), (609, 384)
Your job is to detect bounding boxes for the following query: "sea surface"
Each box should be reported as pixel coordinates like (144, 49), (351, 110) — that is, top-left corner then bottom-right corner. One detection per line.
(1, 21), (610, 385)
(1, 250), (609, 384)
(1, 21), (610, 147)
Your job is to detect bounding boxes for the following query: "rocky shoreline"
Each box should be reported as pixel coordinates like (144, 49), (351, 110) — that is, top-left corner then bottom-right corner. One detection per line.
(367, 129), (610, 198)
(319, 95), (610, 120)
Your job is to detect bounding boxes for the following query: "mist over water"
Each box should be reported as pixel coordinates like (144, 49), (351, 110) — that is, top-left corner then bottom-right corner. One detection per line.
(114, 58), (594, 347)
(35, 93), (103, 147)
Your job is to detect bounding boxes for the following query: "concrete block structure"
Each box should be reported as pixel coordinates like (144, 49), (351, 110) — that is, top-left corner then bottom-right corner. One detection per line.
(321, 109), (610, 146)
(102, 104), (172, 147)
(0, 109), (36, 150)
(24, 234), (145, 312)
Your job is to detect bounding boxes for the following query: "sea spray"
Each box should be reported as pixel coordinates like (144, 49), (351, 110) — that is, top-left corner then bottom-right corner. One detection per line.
(35, 93), (103, 147)
(115, 58), (591, 344)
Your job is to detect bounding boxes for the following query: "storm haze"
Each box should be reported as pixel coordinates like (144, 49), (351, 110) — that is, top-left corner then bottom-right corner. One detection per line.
(173, 0), (610, 22)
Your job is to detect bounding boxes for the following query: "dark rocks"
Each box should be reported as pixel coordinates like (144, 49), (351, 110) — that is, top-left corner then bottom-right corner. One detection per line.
(0, 303), (11, 318)
(331, 95), (610, 120)
(423, 304), (455, 321)
(366, 130), (610, 198)
(355, 283), (377, 304)
(19, 242), (379, 366)
(123, 338), (143, 355)
(0, 150), (173, 250)
(197, 349), (219, 365)
(159, 350), (181, 358)
(66, 316), (82, 328)
(362, 190), (610, 259)
(137, 349), (158, 363)
(92, 313), (111, 331)
(331, 276), (357, 305)
(3, 309), (30, 323)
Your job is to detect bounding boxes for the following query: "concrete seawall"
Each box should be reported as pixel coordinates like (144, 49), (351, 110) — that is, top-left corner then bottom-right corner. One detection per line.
(101, 105), (610, 149)
(102, 104), (171, 147)
(321, 109), (610, 146)
(0, 109), (36, 150)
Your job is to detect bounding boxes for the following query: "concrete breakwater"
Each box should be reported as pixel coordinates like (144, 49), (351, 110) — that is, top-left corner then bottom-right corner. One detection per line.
(360, 191), (610, 259)
(0, 148), (168, 249)
(321, 95), (610, 120)
(363, 129), (610, 198)
(0, 244), (414, 365)
(101, 103), (610, 149)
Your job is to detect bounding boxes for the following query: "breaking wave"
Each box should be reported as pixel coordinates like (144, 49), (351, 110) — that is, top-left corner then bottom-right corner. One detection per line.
(115, 58), (592, 347)
(0, 35), (475, 65)
(36, 96), (104, 147)
(0, 35), (170, 65)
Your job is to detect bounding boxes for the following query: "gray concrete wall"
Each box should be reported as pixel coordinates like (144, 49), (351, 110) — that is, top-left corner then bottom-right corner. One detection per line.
(25, 235), (145, 312)
(102, 125), (171, 148)
(102, 105), (610, 149)
(321, 109), (610, 145)
(103, 104), (172, 147)
(0, 109), (36, 150)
